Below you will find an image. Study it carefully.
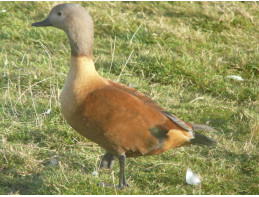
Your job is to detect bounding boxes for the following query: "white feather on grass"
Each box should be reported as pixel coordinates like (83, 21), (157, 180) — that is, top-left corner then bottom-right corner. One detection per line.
(225, 75), (244, 81)
(186, 167), (201, 185)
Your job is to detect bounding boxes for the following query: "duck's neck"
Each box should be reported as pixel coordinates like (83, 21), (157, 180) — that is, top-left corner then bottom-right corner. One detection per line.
(65, 20), (94, 58)
(69, 55), (100, 83)
(61, 55), (106, 117)
(67, 34), (93, 58)
(67, 55), (107, 95)
(70, 55), (95, 72)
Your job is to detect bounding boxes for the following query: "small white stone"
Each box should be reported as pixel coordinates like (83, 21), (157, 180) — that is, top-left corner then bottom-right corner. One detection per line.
(129, 84), (135, 88)
(92, 171), (98, 176)
(46, 109), (51, 114)
(1, 10), (6, 13)
(2, 137), (6, 144)
(186, 167), (201, 185)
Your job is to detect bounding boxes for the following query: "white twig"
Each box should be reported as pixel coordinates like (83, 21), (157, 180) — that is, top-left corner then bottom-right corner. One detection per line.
(59, 161), (70, 183)
(3, 54), (8, 77)
(116, 50), (134, 82)
(109, 35), (116, 75)
(130, 23), (143, 45)
(14, 77), (52, 108)
(29, 80), (40, 127)
(189, 97), (204, 104)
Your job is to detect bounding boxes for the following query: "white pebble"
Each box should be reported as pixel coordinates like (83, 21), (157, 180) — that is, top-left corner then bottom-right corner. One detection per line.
(46, 109), (51, 114)
(92, 171), (98, 176)
(2, 137), (6, 144)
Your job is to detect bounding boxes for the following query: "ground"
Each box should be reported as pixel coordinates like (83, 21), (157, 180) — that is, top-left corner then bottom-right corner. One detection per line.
(0, 1), (258, 195)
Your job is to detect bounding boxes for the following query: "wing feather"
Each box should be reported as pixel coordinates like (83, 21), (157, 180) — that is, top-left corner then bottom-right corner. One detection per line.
(109, 80), (193, 134)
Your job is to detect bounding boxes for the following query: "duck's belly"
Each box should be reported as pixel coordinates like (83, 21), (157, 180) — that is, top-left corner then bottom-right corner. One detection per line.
(66, 112), (125, 154)
(61, 96), (123, 154)
(60, 91), (99, 141)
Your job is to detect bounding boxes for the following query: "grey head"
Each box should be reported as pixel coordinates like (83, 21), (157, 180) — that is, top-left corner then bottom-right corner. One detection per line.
(32, 3), (94, 58)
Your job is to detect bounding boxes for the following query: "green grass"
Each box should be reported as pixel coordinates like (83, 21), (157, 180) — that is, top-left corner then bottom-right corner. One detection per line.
(0, 1), (258, 195)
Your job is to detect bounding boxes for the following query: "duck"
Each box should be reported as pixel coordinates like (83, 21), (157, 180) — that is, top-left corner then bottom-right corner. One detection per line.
(31, 3), (216, 189)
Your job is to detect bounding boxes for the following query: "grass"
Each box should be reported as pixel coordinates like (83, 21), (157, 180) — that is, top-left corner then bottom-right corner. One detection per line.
(0, 1), (258, 195)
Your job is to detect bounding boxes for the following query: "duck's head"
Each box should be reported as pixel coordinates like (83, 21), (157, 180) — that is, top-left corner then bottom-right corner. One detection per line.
(32, 3), (94, 58)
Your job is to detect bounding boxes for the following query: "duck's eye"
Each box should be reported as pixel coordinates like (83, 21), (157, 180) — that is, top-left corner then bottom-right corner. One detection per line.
(57, 11), (63, 16)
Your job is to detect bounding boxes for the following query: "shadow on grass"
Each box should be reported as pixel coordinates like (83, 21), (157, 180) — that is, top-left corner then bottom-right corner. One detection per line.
(0, 171), (46, 195)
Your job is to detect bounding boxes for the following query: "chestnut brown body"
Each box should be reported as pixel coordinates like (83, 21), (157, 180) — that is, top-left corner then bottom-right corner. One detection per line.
(32, 3), (216, 188)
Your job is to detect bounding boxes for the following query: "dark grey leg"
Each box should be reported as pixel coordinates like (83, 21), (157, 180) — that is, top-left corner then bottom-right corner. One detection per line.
(99, 152), (116, 169)
(97, 152), (115, 187)
(117, 154), (130, 189)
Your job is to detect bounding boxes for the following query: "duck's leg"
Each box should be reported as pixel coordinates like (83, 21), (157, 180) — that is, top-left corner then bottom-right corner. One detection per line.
(99, 152), (116, 169)
(117, 154), (130, 189)
(97, 152), (115, 188)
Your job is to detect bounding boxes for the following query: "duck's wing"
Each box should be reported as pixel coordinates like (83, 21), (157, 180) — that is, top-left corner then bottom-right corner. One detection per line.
(109, 81), (164, 111)
(81, 83), (194, 157)
(108, 80), (193, 134)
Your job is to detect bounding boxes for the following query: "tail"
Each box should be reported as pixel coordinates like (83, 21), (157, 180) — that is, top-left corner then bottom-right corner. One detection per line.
(191, 123), (219, 132)
(190, 132), (216, 146)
